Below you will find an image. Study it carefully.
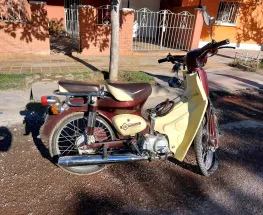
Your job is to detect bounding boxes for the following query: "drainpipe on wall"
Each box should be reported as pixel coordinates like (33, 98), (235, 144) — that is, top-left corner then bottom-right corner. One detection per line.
(127, 0), (130, 8)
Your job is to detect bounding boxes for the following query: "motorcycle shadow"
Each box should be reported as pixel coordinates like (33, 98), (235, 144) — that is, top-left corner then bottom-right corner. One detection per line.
(0, 126), (12, 152)
(20, 102), (54, 162)
(168, 147), (201, 175)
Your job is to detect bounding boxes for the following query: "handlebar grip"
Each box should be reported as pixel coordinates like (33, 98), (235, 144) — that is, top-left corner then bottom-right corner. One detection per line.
(158, 58), (168, 64)
(215, 39), (230, 48)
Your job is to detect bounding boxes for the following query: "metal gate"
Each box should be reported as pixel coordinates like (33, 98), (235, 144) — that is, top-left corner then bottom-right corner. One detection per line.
(65, 1), (81, 51)
(133, 9), (195, 51)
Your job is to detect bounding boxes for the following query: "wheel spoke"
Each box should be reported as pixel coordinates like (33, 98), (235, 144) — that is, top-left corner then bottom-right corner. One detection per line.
(57, 116), (113, 156)
(59, 136), (76, 140)
(61, 143), (76, 156)
(70, 120), (83, 134)
(65, 125), (82, 136)
(60, 130), (75, 145)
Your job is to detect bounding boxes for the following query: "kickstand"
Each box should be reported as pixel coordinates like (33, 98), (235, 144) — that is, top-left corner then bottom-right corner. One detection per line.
(103, 144), (108, 160)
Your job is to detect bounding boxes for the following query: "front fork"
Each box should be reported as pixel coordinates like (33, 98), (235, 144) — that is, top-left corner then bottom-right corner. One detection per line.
(206, 97), (219, 148)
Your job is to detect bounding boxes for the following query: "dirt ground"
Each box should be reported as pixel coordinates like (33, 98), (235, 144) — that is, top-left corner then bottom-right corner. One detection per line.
(0, 89), (263, 215)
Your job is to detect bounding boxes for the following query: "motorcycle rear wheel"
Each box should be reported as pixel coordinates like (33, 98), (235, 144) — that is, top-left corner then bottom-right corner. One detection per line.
(194, 117), (219, 177)
(49, 112), (115, 175)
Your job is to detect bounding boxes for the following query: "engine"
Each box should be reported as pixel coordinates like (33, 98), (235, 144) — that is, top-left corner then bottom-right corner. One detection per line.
(140, 133), (169, 155)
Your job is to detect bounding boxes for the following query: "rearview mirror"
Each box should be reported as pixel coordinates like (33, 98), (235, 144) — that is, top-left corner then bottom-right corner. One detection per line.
(202, 9), (214, 40)
(202, 10), (214, 26)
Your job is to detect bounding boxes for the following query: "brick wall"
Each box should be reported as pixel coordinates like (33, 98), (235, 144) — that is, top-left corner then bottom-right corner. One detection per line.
(0, 0), (31, 20)
(0, 2), (50, 55)
(119, 9), (134, 56)
(79, 6), (134, 56)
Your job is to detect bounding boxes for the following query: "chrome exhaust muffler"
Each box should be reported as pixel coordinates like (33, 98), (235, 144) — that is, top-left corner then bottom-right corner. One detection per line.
(58, 155), (149, 167)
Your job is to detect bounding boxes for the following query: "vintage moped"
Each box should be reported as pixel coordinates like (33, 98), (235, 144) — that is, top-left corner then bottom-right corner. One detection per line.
(40, 9), (234, 176)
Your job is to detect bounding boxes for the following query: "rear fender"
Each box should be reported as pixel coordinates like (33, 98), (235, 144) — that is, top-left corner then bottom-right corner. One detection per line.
(40, 106), (115, 142)
(40, 106), (86, 141)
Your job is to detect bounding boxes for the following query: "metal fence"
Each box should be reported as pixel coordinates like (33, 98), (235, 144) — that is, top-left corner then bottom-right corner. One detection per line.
(133, 9), (195, 51)
(65, 3), (80, 50)
(0, 0), (28, 22)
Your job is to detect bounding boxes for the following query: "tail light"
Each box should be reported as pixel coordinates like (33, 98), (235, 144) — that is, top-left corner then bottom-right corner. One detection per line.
(41, 96), (60, 106)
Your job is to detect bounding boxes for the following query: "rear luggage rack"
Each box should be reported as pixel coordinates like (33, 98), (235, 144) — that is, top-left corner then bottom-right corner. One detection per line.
(53, 88), (105, 107)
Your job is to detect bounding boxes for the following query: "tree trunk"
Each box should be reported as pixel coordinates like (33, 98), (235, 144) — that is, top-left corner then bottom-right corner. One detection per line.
(109, 0), (121, 81)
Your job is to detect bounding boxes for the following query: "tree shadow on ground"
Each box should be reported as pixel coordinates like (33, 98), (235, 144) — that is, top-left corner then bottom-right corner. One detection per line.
(66, 53), (101, 72)
(0, 126), (12, 152)
(72, 192), (121, 215)
(71, 191), (187, 215)
(214, 73), (263, 89)
(50, 35), (77, 54)
(20, 102), (52, 161)
(215, 53), (235, 59)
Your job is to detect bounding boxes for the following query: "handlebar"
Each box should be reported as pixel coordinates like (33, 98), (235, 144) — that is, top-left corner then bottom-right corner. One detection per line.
(198, 39), (231, 57)
(215, 39), (230, 48)
(158, 58), (168, 64)
(158, 39), (235, 65)
(158, 54), (185, 64)
(218, 46), (236, 50)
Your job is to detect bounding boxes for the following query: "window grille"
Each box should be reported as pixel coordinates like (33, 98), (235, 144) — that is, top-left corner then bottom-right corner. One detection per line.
(215, 1), (240, 25)
(97, 5), (111, 26)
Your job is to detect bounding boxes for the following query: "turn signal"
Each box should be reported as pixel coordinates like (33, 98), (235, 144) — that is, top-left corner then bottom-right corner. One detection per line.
(51, 103), (63, 115)
(41, 96), (60, 106)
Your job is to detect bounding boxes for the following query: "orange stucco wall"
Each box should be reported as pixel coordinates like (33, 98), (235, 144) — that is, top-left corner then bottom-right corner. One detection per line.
(46, 5), (65, 25)
(45, 0), (109, 25)
(182, 0), (263, 45)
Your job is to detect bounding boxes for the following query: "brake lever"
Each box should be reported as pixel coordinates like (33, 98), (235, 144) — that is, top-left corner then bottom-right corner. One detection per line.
(218, 46), (236, 49)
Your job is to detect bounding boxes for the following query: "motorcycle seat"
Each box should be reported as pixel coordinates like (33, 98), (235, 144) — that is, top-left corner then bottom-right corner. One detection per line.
(105, 81), (152, 101)
(58, 80), (100, 94)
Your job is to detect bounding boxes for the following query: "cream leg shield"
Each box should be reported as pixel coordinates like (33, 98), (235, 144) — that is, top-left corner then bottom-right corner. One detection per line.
(154, 73), (208, 161)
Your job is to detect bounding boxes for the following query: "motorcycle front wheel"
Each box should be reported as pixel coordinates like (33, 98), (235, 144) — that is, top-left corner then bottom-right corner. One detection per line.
(49, 112), (116, 175)
(194, 117), (219, 177)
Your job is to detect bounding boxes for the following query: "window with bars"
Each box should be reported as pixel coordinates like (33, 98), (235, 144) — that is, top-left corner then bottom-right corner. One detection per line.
(96, 5), (111, 26)
(215, 1), (240, 26)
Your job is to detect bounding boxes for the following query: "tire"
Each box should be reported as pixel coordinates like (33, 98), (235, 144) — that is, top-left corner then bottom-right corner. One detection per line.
(194, 117), (219, 177)
(49, 112), (115, 175)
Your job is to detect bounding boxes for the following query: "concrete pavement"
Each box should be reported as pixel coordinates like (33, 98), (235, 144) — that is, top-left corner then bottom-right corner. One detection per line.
(147, 66), (263, 92)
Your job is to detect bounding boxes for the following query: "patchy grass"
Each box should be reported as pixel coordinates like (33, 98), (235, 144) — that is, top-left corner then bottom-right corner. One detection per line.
(0, 71), (156, 90)
(229, 58), (262, 72)
(119, 71), (155, 84)
(0, 74), (35, 90)
(101, 70), (155, 84)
